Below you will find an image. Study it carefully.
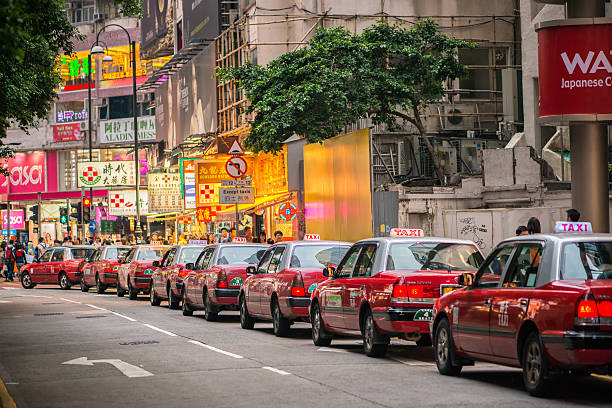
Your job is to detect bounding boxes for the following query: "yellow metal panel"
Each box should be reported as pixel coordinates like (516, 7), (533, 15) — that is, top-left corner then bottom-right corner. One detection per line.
(304, 128), (372, 242)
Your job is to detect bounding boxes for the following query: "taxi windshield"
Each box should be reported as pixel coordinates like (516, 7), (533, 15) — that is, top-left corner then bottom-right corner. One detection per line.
(71, 248), (97, 259)
(290, 245), (351, 268)
(137, 248), (167, 260)
(387, 242), (483, 271)
(562, 241), (612, 280)
(178, 247), (205, 264)
(105, 247), (130, 259)
(218, 246), (267, 265)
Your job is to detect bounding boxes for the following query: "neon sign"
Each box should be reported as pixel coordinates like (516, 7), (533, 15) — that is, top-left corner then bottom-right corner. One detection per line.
(57, 109), (88, 123)
(279, 203), (297, 221)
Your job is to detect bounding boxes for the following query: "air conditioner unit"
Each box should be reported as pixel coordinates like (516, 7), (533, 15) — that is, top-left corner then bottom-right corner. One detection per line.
(436, 146), (458, 176)
(94, 97), (108, 107)
(79, 121), (88, 131)
(460, 140), (485, 173)
(93, 13), (105, 22)
(443, 104), (476, 131)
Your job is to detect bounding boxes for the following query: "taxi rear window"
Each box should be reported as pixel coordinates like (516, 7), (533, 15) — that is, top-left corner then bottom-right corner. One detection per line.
(562, 242), (612, 280)
(137, 248), (167, 260)
(71, 248), (96, 259)
(290, 245), (351, 268)
(387, 242), (483, 271)
(218, 246), (268, 265)
(178, 247), (206, 264)
(105, 247), (129, 259)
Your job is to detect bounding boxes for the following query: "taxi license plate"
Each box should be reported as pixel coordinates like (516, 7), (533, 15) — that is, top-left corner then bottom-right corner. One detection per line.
(413, 309), (434, 321)
(143, 270), (154, 275)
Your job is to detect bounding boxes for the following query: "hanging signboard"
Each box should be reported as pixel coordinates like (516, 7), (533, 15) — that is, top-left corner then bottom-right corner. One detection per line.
(53, 123), (83, 142)
(148, 173), (183, 212)
(195, 159), (227, 184)
(1, 210), (25, 230)
(77, 161), (136, 188)
(99, 116), (156, 144)
(219, 187), (255, 204)
(0, 152), (46, 194)
(196, 205), (225, 223)
(197, 182), (220, 206)
(107, 189), (149, 216)
(181, 158), (198, 209)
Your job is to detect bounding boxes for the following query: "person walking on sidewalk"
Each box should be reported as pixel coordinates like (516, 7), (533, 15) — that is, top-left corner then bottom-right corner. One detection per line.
(14, 242), (26, 274)
(0, 241), (6, 279)
(5, 240), (16, 282)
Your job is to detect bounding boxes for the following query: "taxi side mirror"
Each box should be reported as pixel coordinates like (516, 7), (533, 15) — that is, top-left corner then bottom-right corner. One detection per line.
(323, 265), (336, 278)
(246, 266), (256, 275)
(152, 260), (160, 268)
(185, 263), (194, 271)
(458, 272), (474, 287)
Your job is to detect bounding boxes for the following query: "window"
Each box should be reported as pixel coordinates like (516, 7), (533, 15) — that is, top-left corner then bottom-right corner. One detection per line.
(474, 245), (514, 288)
(161, 248), (176, 266)
(562, 242), (612, 280)
(289, 245), (350, 268)
(51, 249), (65, 262)
(105, 247), (129, 260)
(387, 243), (483, 271)
(353, 245), (377, 278)
(458, 47), (508, 99)
(178, 247), (204, 265)
(503, 243), (544, 288)
(257, 249), (275, 274)
(71, 248), (96, 259)
(218, 246), (266, 265)
(195, 248), (214, 270)
(336, 246), (361, 278)
(40, 249), (54, 263)
(137, 248), (167, 261)
(268, 247), (286, 273)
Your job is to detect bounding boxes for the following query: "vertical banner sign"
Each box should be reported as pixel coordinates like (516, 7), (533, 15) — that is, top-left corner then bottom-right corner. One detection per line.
(148, 173), (183, 212)
(181, 159), (198, 209)
(77, 161), (136, 188)
(0, 152), (46, 194)
(108, 190), (149, 216)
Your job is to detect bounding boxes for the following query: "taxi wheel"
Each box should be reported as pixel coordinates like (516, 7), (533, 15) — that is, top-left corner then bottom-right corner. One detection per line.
(168, 287), (180, 310)
(150, 284), (161, 306)
(80, 278), (89, 292)
(20, 272), (35, 289)
(95, 275), (106, 294)
(203, 292), (218, 321)
(116, 281), (125, 297)
(522, 332), (552, 397)
(59, 272), (71, 290)
(362, 311), (389, 357)
(128, 280), (138, 300)
(239, 295), (255, 330)
(272, 299), (290, 337)
(311, 303), (332, 346)
(182, 290), (193, 316)
(434, 318), (462, 376)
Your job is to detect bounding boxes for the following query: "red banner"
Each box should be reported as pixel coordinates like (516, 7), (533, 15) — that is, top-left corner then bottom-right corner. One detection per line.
(53, 123), (83, 142)
(538, 23), (612, 118)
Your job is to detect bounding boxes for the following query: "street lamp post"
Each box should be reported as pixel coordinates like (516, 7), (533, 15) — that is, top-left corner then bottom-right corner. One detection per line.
(92, 25), (142, 240)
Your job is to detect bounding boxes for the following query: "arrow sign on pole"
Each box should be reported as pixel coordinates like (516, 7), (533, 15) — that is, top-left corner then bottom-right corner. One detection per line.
(62, 357), (153, 378)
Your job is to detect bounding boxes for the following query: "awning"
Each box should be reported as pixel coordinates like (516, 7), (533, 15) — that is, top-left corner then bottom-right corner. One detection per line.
(215, 192), (291, 221)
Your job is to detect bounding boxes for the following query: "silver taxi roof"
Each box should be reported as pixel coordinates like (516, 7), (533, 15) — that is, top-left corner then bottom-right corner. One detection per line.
(356, 236), (479, 246)
(500, 233), (612, 245)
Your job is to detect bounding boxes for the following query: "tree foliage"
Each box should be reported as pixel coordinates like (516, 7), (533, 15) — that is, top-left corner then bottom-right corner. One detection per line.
(220, 19), (475, 183)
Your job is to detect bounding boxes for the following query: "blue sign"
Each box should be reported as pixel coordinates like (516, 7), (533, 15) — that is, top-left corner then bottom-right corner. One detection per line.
(1, 229), (17, 236)
(88, 221), (98, 233)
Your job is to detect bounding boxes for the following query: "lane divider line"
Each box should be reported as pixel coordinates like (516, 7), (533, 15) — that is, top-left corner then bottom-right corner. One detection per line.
(188, 340), (243, 359)
(262, 366), (291, 376)
(85, 304), (108, 311)
(111, 312), (137, 322)
(143, 324), (177, 337)
(60, 298), (82, 304)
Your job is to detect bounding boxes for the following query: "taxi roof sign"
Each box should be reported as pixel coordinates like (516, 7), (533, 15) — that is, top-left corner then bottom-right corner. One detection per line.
(232, 237), (247, 243)
(304, 234), (320, 241)
(554, 221), (593, 233)
(390, 228), (424, 238)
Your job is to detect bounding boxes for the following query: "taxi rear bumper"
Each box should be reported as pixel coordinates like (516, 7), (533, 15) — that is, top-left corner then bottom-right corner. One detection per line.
(102, 272), (118, 283)
(562, 330), (612, 350)
(133, 276), (152, 288)
(374, 307), (432, 335)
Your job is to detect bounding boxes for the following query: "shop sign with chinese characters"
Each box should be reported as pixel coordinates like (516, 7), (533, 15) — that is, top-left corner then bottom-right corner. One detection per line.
(219, 187), (255, 204)
(77, 161), (136, 188)
(148, 173), (183, 212)
(181, 159), (198, 209)
(53, 123), (83, 142)
(100, 116), (156, 144)
(196, 206), (224, 223)
(107, 189), (149, 216)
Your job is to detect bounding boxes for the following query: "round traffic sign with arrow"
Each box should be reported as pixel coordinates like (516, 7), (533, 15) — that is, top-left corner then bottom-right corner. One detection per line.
(225, 157), (248, 179)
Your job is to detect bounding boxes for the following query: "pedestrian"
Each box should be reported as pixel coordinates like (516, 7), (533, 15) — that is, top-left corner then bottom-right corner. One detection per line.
(0, 242), (6, 278)
(36, 237), (46, 258)
(121, 236), (128, 245)
(266, 238), (275, 245)
(527, 217), (541, 234)
(229, 228), (237, 242)
(515, 225), (528, 236)
(4, 240), (15, 282)
(219, 228), (231, 243)
(14, 242), (26, 273)
(259, 232), (266, 243)
(274, 230), (283, 243)
(244, 226), (253, 243)
(53, 239), (61, 247)
(566, 208), (580, 222)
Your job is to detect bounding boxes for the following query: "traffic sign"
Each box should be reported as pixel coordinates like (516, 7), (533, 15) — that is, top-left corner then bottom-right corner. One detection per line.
(225, 157), (248, 179)
(88, 220), (98, 233)
(221, 179), (252, 187)
(219, 187), (255, 204)
(227, 139), (245, 155)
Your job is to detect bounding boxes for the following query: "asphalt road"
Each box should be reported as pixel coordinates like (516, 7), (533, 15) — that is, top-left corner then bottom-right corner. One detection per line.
(1, 281), (611, 408)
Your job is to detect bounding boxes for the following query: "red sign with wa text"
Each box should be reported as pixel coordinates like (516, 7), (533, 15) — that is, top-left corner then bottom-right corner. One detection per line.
(538, 23), (612, 118)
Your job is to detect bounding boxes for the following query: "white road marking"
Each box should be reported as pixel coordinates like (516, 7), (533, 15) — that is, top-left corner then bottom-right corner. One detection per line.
(85, 304), (107, 311)
(111, 312), (137, 322)
(317, 347), (348, 353)
(60, 298), (82, 304)
(2, 287), (18, 290)
(143, 324), (177, 337)
(262, 366), (291, 376)
(188, 340), (243, 359)
(20, 294), (52, 298)
(390, 357), (434, 367)
(62, 357), (153, 378)
(0, 300), (12, 303)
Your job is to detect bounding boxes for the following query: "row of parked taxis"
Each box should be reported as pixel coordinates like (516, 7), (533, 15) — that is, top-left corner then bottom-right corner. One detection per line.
(17, 223), (612, 396)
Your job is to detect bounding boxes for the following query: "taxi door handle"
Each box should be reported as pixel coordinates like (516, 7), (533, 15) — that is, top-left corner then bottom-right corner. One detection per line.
(338, 286), (345, 291)
(483, 298), (491, 306)
(519, 298), (528, 307)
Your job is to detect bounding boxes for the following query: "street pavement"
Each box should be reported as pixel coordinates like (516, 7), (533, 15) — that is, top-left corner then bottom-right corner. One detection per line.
(0, 281), (611, 408)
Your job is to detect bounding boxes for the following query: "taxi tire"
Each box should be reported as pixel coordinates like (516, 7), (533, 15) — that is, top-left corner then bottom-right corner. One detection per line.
(80, 278), (89, 292)
(362, 311), (389, 357)
(434, 318), (462, 376)
(59, 272), (71, 290)
(272, 300), (290, 337)
(182, 290), (193, 316)
(116, 281), (125, 297)
(522, 332), (552, 397)
(203, 291), (218, 321)
(311, 303), (332, 346)
(150, 284), (161, 306)
(95, 275), (106, 294)
(20, 272), (35, 289)
(128, 280), (138, 300)
(239, 295), (255, 330)
(168, 287), (180, 310)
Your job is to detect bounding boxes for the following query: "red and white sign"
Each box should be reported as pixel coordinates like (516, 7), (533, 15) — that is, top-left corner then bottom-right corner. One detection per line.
(0, 152), (46, 194)
(107, 190), (149, 216)
(1, 210), (25, 229)
(554, 221), (593, 233)
(538, 23), (612, 118)
(225, 157), (248, 179)
(53, 123), (83, 142)
(227, 139), (245, 155)
(232, 237), (247, 243)
(304, 234), (321, 241)
(390, 228), (424, 238)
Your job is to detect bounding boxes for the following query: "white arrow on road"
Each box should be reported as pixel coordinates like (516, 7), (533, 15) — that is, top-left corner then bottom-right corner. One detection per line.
(62, 357), (153, 378)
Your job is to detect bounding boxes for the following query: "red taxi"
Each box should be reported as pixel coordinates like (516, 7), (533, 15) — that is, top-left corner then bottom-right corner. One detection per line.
(310, 230), (483, 357)
(116, 245), (169, 300)
(239, 239), (351, 337)
(181, 243), (268, 319)
(79, 245), (130, 293)
(149, 244), (207, 309)
(20, 246), (97, 290)
(431, 223), (612, 396)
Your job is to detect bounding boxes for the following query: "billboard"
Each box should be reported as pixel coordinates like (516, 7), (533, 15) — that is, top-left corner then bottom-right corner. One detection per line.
(0, 152), (46, 194)
(99, 116), (156, 144)
(141, 0), (172, 58)
(148, 173), (183, 212)
(53, 123), (83, 142)
(182, 0), (219, 43)
(108, 190), (149, 216)
(77, 161), (136, 188)
(181, 158), (198, 209)
(1, 210), (25, 230)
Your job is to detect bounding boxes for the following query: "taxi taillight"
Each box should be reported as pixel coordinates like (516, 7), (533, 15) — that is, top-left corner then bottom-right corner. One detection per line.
(178, 268), (188, 278)
(598, 301), (612, 318)
(104, 267), (112, 274)
(216, 270), (228, 288)
(291, 274), (306, 297)
(575, 294), (599, 326)
(391, 284), (409, 303)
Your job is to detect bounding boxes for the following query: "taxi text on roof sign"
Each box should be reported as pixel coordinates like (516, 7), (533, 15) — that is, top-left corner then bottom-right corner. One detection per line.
(232, 237), (247, 243)
(304, 234), (320, 241)
(554, 221), (593, 233)
(390, 228), (424, 238)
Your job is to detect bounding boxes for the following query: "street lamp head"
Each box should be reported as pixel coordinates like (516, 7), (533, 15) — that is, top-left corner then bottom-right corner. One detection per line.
(91, 45), (104, 55)
(102, 55), (113, 63)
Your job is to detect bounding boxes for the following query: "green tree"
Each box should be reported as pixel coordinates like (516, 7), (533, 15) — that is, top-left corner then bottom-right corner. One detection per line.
(220, 20), (474, 184)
